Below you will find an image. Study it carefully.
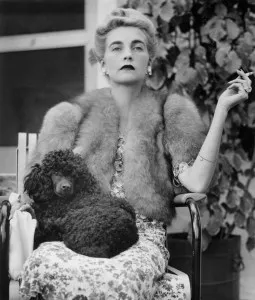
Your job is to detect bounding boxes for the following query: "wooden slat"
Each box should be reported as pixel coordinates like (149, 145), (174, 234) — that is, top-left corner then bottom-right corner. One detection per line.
(17, 133), (27, 194)
(0, 29), (89, 53)
(28, 134), (38, 160)
(16, 133), (38, 194)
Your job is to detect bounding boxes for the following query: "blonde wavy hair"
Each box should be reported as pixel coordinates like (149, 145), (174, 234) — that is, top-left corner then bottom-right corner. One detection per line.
(93, 8), (158, 62)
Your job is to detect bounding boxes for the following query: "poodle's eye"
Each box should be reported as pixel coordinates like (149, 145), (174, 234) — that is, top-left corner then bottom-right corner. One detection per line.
(52, 172), (61, 179)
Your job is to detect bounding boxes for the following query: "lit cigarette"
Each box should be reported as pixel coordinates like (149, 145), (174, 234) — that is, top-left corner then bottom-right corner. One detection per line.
(246, 72), (253, 77)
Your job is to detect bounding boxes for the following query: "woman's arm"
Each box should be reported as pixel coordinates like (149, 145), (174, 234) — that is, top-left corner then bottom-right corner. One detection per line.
(179, 69), (252, 192)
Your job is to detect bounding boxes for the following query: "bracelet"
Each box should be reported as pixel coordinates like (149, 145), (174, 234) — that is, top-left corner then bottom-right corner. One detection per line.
(173, 160), (194, 178)
(172, 159), (194, 187)
(198, 153), (216, 163)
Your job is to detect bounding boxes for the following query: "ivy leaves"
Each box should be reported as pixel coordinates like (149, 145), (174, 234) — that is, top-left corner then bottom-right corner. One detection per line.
(215, 47), (242, 74)
(201, 3), (243, 74)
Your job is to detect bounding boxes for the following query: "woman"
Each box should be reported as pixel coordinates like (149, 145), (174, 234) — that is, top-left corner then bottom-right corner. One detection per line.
(19, 8), (252, 300)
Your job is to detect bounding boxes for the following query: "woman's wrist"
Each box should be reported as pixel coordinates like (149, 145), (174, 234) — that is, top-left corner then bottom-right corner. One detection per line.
(215, 101), (229, 119)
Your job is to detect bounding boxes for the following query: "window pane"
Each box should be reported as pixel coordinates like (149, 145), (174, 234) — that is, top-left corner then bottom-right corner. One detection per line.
(0, 0), (84, 36)
(0, 47), (84, 146)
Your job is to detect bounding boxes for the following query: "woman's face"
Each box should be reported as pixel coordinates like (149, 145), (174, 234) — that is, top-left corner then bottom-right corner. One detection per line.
(103, 26), (150, 85)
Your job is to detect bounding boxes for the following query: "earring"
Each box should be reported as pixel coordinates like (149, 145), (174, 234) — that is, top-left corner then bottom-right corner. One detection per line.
(101, 66), (108, 76)
(101, 60), (108, 76)
(147, 65), (152, 76)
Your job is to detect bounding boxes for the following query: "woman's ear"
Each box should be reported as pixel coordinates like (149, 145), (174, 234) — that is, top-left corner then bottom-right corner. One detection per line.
(100, 60), (108, 76)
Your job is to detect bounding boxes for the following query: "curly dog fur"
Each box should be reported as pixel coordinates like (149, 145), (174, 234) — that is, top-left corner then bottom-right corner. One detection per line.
(24, 149), (139, 258)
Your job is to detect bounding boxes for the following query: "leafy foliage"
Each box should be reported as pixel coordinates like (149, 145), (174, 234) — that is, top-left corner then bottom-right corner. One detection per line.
(119, 0), (255, 251)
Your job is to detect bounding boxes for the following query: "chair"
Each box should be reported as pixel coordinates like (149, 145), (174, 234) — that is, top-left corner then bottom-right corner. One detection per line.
(0, 132), (206, 300)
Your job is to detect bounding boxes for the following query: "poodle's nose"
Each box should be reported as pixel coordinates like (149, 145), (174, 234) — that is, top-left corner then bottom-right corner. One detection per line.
(61, 184), (71, 192)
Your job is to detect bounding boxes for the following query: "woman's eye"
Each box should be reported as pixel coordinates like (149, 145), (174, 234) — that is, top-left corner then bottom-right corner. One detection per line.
(134, 46), (143, 51)
(112, 47), (121, 52)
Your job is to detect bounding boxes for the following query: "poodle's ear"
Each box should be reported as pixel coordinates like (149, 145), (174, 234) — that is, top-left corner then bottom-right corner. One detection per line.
(24, 164), (54, 203)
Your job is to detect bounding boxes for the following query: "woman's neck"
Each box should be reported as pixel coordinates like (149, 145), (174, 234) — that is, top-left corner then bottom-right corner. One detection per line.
(110, 83), (144, 135)
(110, 83), (143, 111)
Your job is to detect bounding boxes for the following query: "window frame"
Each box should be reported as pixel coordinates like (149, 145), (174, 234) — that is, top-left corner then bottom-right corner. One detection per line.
(0, 0), (117, 91)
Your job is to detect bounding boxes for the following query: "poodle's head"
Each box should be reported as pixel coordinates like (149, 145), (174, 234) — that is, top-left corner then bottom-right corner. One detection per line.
(24, 149), (98, 203)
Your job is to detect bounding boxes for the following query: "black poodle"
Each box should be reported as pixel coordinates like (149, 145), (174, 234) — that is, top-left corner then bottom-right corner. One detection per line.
(24, 149), (139, 258)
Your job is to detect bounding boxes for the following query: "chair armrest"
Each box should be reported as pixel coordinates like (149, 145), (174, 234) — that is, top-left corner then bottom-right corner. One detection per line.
(0, 199), (11, 300)
(172, 193), (206, 300)
(0, 195), (10, 204)
(173, 193), (207, 206)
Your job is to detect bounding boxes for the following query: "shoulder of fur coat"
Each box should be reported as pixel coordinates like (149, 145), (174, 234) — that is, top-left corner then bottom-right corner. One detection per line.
(163, 92), (208, 164)
(163, 92), (208, 193)
(73, 88), (113, 111)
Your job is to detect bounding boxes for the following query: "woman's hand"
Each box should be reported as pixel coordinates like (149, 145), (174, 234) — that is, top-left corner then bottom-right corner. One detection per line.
(218, 69), (253, 112)
(9, 193), (35, 219)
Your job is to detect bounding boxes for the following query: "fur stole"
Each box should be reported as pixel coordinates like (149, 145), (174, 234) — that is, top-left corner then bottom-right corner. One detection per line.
(32, 86), (207, 224)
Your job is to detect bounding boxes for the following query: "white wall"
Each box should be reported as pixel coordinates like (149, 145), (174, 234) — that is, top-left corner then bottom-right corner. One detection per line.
(96, 0), (117, 89)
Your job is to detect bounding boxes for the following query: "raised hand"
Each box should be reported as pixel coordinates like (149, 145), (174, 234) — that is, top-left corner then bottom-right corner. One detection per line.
(218, 69), (253, 112)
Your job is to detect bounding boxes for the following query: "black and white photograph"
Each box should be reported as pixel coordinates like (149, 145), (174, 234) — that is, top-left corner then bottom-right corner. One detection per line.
(1, 1), (255, 299)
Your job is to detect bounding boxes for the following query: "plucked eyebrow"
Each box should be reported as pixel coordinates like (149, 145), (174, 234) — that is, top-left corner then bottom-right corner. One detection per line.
(108, 39), (146, 48)
(131, 39), (146, 46)
(108, 41), (122, 48)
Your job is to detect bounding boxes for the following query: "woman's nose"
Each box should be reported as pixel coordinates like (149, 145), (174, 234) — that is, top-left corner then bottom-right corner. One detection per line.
(123, 49), (132, 60)
(124, 54), (132, 60)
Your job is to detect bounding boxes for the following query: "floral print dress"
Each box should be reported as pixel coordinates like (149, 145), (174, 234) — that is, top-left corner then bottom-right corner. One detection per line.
(19, 137), (188, 300)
